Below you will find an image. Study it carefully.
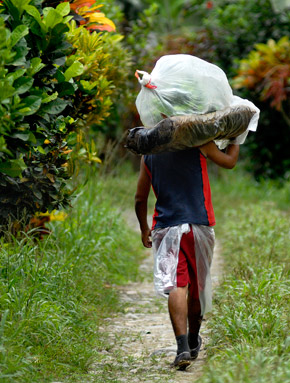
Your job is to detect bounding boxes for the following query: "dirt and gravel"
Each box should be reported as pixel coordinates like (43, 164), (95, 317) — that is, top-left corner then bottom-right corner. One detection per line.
(93, 211), (223, 383)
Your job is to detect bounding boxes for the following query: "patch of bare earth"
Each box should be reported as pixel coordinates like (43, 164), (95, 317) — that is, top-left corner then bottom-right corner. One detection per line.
(91, 211), (223, 383)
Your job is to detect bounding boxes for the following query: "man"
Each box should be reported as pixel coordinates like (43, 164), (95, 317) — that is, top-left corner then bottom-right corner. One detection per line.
(135, 141), (239, 369)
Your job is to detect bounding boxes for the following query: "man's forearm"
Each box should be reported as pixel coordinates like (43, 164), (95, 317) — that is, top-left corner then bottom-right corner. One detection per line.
(225, 144), (240, 169)
(135, 200), (149, 232)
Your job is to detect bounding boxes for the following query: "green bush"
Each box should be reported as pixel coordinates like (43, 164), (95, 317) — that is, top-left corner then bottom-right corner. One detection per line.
(0, 0), (133, 231)
(0, 1), (85, 231)
(66, 20), (132, 140)
(232, 37), (290, 180)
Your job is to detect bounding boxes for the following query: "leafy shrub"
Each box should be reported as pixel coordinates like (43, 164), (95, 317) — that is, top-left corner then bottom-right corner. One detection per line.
(0, 0), (132, 231)
(66, 20), (131, 127)
(69, 0), (116, 32)
(233, 37), (290, 122)
(232, 36), (290, 180)
(0, 1), (86, 231)
(60, 1), (133, 149)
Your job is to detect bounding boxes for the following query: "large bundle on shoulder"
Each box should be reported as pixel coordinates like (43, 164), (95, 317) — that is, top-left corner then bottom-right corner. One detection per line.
(125, 54), (259, 154)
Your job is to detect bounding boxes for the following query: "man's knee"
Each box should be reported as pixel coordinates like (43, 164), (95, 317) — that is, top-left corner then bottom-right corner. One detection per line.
(171, 285), (188, 296)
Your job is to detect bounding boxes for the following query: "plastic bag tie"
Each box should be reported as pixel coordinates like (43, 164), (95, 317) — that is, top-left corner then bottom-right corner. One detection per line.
(135, 70), (157, 89)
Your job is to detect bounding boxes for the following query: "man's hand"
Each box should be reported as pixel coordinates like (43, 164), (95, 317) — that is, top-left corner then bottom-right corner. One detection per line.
(141, 228), (152, 248)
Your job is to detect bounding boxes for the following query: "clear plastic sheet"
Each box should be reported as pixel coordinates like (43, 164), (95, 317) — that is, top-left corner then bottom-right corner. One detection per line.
(152, 224), (215, 315)
(136, 54), (234, 128)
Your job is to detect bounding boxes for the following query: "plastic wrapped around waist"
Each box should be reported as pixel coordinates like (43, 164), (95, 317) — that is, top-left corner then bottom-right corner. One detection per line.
(152, 224), (215, 315)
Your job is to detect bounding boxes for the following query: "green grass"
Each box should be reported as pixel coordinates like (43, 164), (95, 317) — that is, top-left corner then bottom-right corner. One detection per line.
(199, 167), (290, 383)
(0, 163), (143, 383)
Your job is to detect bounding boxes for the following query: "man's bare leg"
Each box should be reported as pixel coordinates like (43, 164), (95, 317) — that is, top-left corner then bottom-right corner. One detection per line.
(168, 285), (192, 369)
(168, 286), (188, 336)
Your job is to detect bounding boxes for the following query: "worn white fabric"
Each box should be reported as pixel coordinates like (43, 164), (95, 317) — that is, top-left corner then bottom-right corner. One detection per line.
(151, 223), (215, 315)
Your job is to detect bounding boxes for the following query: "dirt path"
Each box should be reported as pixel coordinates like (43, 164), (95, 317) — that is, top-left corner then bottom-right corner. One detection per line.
(93, 211), (223, 383)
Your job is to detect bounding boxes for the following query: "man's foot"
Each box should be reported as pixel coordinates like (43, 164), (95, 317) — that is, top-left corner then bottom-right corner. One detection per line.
(171, 351), (191, 370)
(190, 335), (202, 360)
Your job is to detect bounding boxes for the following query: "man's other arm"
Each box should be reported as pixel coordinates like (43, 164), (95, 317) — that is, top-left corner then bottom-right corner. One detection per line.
(135, 156), (152, 248)
(200, 141), (239, 169)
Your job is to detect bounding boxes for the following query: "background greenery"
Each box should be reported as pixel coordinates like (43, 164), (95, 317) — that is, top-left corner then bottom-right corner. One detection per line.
(0, 0), (132, 231)
(1, 1), (290, 382)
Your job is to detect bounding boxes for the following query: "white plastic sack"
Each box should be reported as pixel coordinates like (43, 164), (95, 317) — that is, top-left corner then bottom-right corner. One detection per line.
(135, 54), (259, 148)
(151, 223), (215, 315)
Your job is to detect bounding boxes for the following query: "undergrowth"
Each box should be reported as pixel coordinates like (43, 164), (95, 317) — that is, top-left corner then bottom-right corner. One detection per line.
(0, 162), (142, 383)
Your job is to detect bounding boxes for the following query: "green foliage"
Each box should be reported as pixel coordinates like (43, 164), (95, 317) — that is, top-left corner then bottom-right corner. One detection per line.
(233, 37), (290, 116)
(66, 20), (131, 126)
(0, 0), (85, 230)
(187, 0), (290, 181)
(120, 3), (165, 133)
(0, 169), (142, 382)
(143, 0), (192, 33)
(199, 169), (290, 383)
(202, 0), (290, 74)
(232, 36), (290, 180)
(125, 3), (161, 70)
(64, 20), (132, 157)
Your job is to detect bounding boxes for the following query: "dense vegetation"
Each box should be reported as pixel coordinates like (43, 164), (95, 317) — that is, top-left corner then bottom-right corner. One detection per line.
(0, 0), (131, 231)
(0, 164), (142, 382)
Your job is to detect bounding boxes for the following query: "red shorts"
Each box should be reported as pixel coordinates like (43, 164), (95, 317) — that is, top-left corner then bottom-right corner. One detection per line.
(176, 227), (199, 299)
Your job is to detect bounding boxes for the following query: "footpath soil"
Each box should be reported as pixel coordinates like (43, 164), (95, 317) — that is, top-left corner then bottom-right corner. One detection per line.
(92, 211), (222, 383)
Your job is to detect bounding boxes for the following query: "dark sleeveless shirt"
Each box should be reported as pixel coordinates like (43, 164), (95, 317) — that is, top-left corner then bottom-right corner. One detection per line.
(144, 148), (215, 230)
